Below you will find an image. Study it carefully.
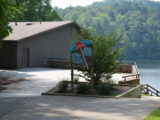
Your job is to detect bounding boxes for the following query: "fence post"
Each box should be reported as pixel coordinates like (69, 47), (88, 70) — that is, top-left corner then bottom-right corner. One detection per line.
(156, 91), (158, 97)
(146, 85), (149, 94)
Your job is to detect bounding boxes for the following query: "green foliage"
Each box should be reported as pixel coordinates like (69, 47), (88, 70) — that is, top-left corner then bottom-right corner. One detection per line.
(0, 0), (12, 47)
(144, 108), (160, 120)
(57, 0), (160, 59)
(76, 83), (90, 94)
(58, 81), (69, 93)
(92, 32), (122, 84)
(11, 0), (62, 21)
(98, 82), (114, 95)
(73, 77), (79, 84)
(76, 29), (122, 87)
(0, 0), (62, 47)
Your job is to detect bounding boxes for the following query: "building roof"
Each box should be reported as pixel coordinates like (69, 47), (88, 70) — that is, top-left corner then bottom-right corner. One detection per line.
(4, 21), (77, 41)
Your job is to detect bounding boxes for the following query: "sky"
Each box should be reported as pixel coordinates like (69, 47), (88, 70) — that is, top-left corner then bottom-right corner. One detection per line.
(51, 0), (103, 8)
(51, 0), (160, 8)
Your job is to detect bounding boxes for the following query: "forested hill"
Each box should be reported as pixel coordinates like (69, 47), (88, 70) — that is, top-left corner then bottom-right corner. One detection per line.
(56, 0), (160, 60)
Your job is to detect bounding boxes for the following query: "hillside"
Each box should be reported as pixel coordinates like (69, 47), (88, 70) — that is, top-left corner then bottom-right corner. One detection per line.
(56, 0), (160, 60)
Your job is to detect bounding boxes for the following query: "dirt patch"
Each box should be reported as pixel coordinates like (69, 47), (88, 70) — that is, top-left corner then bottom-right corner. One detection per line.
(43, 82), (133, 98)
(0, 76), (27, 92)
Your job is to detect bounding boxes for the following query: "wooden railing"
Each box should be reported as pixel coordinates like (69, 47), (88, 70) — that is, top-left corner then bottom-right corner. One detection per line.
(142, 84), (160, 97)
(133, 62), (139, 74)
(120, 61), (139, 73)
(45, 58), (85, 69)
(45, 58), (69, 68)
(120, 62), (140, 82)
(122, 74), (140, 82)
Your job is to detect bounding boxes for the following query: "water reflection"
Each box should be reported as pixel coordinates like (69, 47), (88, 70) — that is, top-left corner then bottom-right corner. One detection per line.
(134, 60), (160, 91)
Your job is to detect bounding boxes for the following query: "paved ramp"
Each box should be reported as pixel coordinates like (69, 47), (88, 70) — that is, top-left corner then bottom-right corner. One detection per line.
(0, 68), (71, 97)
(0, 96), (159, 120)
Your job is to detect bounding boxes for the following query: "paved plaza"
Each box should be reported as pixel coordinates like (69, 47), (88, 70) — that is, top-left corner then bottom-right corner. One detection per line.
(0, 68), (160, 120)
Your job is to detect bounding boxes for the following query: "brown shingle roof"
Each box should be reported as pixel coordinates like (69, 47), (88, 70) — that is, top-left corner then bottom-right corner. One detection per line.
(4, 21), (75, 41)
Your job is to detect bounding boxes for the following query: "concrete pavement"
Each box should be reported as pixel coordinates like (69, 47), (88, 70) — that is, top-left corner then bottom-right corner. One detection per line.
(0, 97), (35, 118)
(0, 96), (160, 120)
(0, 68), (160, 120)
(0, 68), (72, 97)
(0, 68), (135, 97)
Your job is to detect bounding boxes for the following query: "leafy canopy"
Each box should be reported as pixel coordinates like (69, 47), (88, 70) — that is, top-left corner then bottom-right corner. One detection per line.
(11, 0), (62, 21)
(0, 0), (12, 47)
(75, 29), (122, 87)
(57, 0), (160, 59)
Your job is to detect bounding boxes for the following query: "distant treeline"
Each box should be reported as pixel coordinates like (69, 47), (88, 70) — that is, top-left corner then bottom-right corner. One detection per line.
(56, 0), (160, 60)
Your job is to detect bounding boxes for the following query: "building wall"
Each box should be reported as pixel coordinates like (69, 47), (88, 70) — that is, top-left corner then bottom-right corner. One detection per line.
(0, 41), (17, 69)
(16, 25), (74, 68)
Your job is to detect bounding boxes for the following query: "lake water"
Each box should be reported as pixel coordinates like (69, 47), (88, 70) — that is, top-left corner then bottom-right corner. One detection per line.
(134, 60), (160, 91)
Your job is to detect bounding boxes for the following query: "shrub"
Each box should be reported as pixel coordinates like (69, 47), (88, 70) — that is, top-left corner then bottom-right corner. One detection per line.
(58, 81), (69, 93)
(98, 82), (114, 95)
(75, 30), (122, 89)
(76, 83), (90, 94)
(74, 77), (79, 84)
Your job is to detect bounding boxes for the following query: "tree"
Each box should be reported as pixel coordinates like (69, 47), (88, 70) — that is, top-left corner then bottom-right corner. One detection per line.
(75, 29), (123, 88)
(57, 0), (160, 59)
(11, 0), (62, 21)
(0, 0), (12, 47)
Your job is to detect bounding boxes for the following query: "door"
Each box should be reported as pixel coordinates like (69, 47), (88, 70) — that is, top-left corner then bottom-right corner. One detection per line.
(22, 48), (29, 68)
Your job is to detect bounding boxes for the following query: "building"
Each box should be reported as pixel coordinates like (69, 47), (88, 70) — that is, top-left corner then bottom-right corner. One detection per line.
(0, 21), (79, 69)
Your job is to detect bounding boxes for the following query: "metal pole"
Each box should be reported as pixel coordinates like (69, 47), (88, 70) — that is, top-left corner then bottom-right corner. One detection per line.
(146, 85), (149, 94)
(91, 67), (94, 89)
(90, 46), (94, 92)
(71, 53), (74, 92)
(80, 48), (89, 70)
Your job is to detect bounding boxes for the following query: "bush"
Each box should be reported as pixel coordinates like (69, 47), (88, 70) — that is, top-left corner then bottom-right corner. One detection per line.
(98, 82), (114, 95)
(76, 83), (90, 94)
(75, 30), (122, 89)
(74, 77), (79, 84)
(58, 81), (69, 93)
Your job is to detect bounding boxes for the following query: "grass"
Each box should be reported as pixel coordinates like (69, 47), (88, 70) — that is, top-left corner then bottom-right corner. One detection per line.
(141, 93), (149, 96)
(144, 108), (160, 120)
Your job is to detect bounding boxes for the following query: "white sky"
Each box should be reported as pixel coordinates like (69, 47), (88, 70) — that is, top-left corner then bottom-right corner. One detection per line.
(51, 0), (160, 8)
(51, 0), (103, 8)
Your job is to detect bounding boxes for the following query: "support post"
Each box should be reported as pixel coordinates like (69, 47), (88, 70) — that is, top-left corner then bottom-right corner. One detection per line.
(71, 53), (74, 92)
(90, 67), (95, 94)
(80, 48), (89, 70)
(91, 67), (94, 89)
(156, 91), (158, 97)
(146, 85), (149, 94)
